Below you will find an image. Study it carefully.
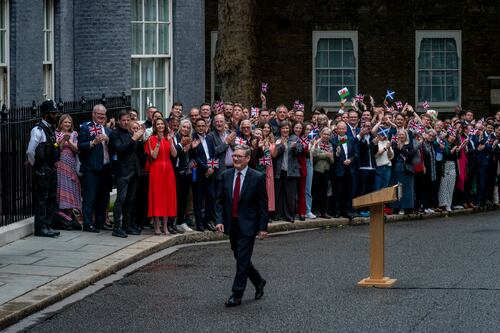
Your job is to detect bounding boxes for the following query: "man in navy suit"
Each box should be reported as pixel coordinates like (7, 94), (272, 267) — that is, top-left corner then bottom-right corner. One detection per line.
(216, 144), (268, 307)
(330, 121), (358, 219)
(78, 104), (112, 233)
(192, 118), (217, 232)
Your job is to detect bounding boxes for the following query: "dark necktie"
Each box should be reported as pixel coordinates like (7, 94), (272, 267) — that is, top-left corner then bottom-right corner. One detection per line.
(232, 172), (241, 218)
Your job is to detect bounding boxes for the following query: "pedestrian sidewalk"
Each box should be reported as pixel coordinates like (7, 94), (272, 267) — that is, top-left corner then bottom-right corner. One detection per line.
(0, 206), (496, 329)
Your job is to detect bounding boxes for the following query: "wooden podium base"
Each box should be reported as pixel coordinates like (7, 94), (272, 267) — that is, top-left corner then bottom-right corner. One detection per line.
(357, 277), (397, 288)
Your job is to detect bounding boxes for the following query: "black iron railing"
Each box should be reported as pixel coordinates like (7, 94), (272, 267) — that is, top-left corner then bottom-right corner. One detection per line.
(0, 94), (130, 227)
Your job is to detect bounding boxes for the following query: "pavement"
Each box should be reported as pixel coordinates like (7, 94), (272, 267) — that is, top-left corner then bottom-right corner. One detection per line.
(0, 206), (498, 330)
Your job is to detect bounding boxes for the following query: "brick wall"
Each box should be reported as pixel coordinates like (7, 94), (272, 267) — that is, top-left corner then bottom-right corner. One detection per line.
(9, 0), (44, 106)
(172, 0), (205, 113)
(73, 0), (131, 99)
(205, 0), (500, 116)
(54, 0), (75, 101)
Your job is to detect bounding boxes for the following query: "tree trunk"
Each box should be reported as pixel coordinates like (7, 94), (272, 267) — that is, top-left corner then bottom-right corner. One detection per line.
(215, 0), (257, 107)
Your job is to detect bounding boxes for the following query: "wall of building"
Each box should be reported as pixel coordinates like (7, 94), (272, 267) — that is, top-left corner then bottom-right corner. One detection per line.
(205, 0), (500, 116)
(9, 0), (44, 106)
(172, 0), (205, 112)
(54, 0), (75, 102)
(73, 0), (131, 100)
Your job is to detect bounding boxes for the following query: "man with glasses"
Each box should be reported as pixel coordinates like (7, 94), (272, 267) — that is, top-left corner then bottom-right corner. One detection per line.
(78, 104), (112, 233)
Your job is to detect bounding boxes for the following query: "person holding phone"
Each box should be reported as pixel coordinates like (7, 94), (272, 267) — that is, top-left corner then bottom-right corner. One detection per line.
(55, 114), (81, 225)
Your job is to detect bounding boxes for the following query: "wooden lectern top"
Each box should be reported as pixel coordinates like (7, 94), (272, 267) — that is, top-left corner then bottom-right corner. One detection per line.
(352, 185), (400, 209)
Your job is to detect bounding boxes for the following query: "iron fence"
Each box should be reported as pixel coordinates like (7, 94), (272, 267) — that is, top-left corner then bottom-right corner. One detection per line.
(0, 94), (130, 227)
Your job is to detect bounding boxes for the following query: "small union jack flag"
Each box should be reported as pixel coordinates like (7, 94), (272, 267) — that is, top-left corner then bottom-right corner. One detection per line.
(395, 101), (403, 110)
(355, 94), (364, 103)
(258, 155), (272, 166)
(214, 100), (224, 113)
(298, 137), (309, 148)
(422, 101), (430, 110)
(391, 135), (398, 143)
(234, 137), (247, 145)
(467, 128), (477, 136)
(251, 107), (260, 117)
(319, 141), (330, 151)
(261, 82), (268, 94)
(89, 123), (102, 137)
(207, 158), (219, 169)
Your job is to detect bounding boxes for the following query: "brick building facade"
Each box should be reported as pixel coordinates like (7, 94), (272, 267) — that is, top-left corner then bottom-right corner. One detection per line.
(205, 0), (500, 116)
(3, 0), (204, 118)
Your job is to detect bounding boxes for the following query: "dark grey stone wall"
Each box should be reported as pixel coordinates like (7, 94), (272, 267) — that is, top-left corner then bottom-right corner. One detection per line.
(54, 0), (75, 101)
(9, 0), (44, 106)
(73, 0), (131, 99)
(173, 0), (205, 113)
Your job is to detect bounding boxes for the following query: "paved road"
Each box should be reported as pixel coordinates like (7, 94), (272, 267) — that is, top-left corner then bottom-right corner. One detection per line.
(22, 211), (500, 333)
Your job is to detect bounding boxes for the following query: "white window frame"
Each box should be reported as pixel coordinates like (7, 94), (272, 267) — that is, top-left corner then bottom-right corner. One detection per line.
(312, 31), (358, 110)
(43, 0), (54, 100)
(0, 0), (9, 107)
(415, 30), (461, 111)
(131, 0), (173, 119)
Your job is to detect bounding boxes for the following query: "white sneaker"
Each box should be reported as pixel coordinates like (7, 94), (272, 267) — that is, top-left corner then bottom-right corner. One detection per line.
(178, 223), (193, 232)
(446, 207), (452, 212)
(452, 205), (464, 209)
(426, 208), (435, 214)
(306, 212), (317, 219)
(398, 211), (405, 215)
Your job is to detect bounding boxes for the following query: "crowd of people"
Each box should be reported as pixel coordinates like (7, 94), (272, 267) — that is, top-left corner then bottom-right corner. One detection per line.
(27, 95), (500, 238)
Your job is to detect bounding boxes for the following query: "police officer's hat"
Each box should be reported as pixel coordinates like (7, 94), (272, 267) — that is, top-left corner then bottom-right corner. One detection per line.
(41, 100), (59, 114)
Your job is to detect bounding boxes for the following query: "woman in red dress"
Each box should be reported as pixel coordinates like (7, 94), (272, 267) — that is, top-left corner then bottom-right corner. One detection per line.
(145, 118), (177, 235)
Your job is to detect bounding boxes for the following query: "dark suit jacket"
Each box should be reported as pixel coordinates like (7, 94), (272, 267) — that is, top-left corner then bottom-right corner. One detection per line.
(192, 132), (216, 177)
(109, 126), (141, 178)
(330, 136), (358, 177)
(172, 133), (192, 175)
(207, 130), (231, 180)
(216, 167), (268, 237)
(78, 121), (112, 172)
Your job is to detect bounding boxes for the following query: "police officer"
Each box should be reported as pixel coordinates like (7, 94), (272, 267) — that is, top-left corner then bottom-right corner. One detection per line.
(26, 100), (61, 237)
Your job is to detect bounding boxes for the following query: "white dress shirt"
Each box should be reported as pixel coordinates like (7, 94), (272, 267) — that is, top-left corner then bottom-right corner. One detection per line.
(232, 166), (248, 193)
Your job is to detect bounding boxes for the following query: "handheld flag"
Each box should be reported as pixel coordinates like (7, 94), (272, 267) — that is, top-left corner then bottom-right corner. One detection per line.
(89, 123), (102, 137)
(261, 83), (268, 94)
(258, 156), (272, 166)
(385, 89), (395, 101)
(338, 87), (350, 99)
(207, 158), (219, 169)
(422, 101), (430, 110)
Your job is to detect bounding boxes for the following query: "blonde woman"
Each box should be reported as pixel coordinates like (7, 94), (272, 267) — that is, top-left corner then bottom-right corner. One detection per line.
(390, 129), (415, 214)
(55, 114), (82, 224)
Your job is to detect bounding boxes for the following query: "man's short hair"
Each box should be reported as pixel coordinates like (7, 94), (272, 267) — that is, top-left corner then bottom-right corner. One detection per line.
(234, 144), (251, 157)
(172, 101), (183, 108)
(118, 109), (130, 119)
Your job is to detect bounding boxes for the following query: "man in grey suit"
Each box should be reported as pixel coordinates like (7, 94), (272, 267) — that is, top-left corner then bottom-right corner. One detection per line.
(216, 144), (268, 307)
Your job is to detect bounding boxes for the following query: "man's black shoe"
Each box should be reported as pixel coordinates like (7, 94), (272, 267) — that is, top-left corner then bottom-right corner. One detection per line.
(205, 222), (216, 232)
(319, 214), (331, 219)
(255, 280), (266, 300)
(112, 228), (128, 238)
(34, 225), (57, 238)
(46, 226), (61, 237)
(100, 223), (113, 231)
(82, 224), (100, 233)
(224, 295), (242, 307)
(126, 227), (141, 235)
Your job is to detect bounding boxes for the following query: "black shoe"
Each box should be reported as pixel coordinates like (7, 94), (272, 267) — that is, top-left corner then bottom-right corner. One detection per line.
(142, 223), (154, 230)
(82, 224), (100, 233)
(205, 222), (216, 232)
(100, 223), (113, 231)
(46, 226), (61, 237)
(34, 225), (57, 238)
(170, 221), (181, 233)
(112, 228), (128, 238)
(166, 224), (177, 234)
(333, 214), (340, 218)
(255, 280), (266, 300)
(224, 295), (242, 307)
(319, 214), (331, 219)
(125, 227), (141, 235)
(299, 215), (306, 221)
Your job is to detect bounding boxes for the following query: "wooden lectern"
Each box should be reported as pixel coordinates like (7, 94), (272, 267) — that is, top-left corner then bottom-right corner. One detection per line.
(352, 184), (402, 288)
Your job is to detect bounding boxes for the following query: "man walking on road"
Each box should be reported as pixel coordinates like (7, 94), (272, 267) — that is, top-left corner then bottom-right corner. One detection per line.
(216, 144), (268, 307)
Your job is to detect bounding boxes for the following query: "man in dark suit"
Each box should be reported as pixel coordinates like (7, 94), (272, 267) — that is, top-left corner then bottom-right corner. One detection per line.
(78, 104), (113, 233)
(192, 118), (217, 232)
(329, 121), (358, 218)
(216, 144), (268, 307)
(208, 114), (236, 195)
(109, 110), (144, 238)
